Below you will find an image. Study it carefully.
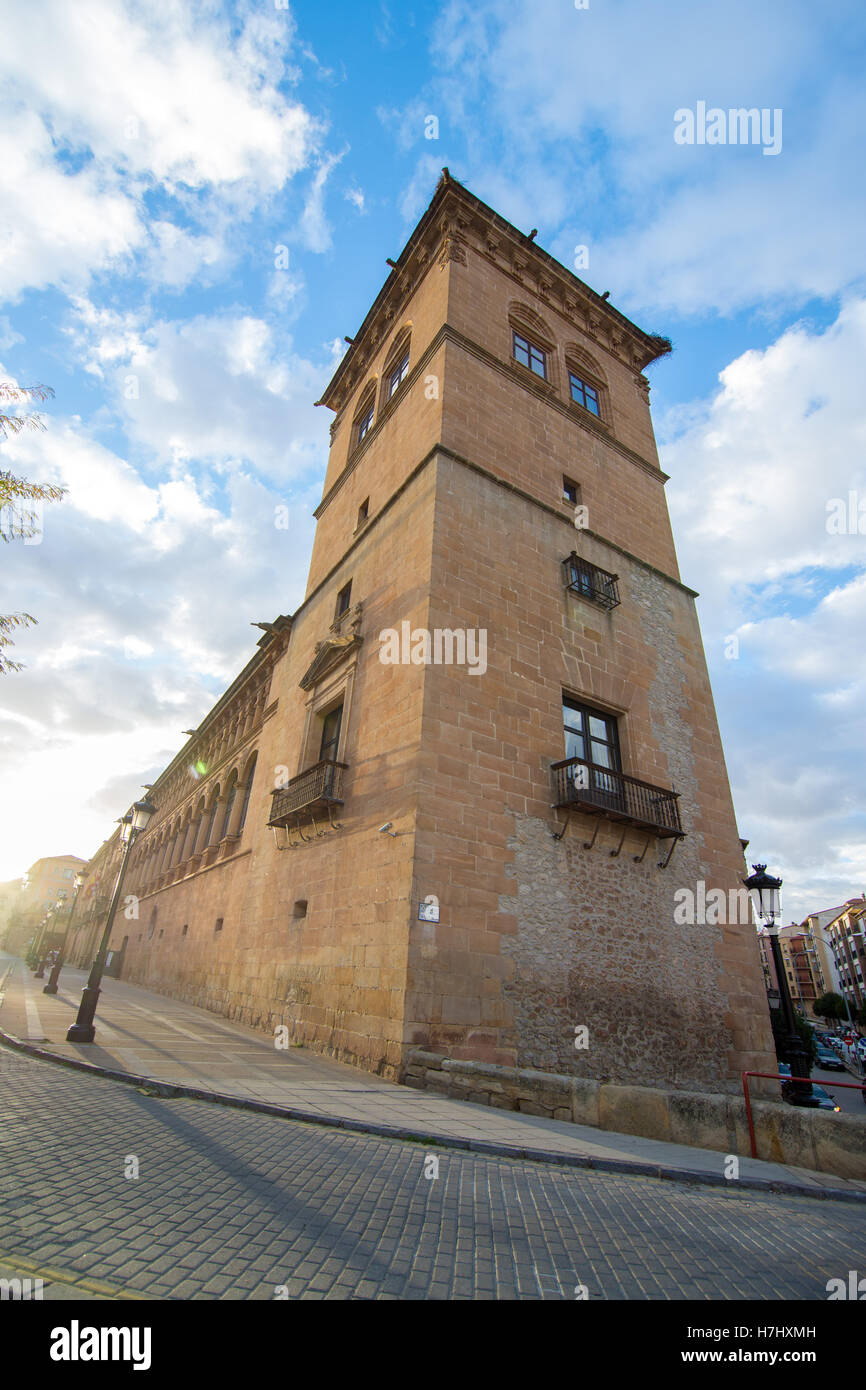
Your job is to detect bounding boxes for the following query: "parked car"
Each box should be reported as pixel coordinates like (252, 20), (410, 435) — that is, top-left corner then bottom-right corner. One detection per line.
(777, 1064), (841, 1111)
(815, 1045), (846, 1071)
(809, 1083), (842, 1112)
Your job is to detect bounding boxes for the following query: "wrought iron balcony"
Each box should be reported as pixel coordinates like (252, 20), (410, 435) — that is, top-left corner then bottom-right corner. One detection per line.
(551, 757), (684, 838)
(562, 553), (620, 610)
(269, 759), (348, 826)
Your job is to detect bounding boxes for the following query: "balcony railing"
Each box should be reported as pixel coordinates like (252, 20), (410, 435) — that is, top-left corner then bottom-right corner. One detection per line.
(562, 554), (620, 610)
(269, 759), (348, 826)
(551, 757), (684, 838)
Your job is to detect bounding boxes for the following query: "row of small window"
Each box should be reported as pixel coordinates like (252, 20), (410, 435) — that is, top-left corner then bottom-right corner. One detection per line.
(141, 901), (310, 946)
(513, 331), (601, 418)
(355, 348), (410, 445)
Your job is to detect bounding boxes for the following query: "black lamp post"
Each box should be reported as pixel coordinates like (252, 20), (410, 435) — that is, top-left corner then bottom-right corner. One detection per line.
(43, 870), (85, 995)
(66, 796), (156, 1044)
(744, 863), (816, 1105)
(33, 905), (58, 977)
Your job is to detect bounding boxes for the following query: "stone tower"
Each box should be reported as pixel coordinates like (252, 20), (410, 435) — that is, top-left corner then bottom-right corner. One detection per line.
(113, 172), (775, 1095)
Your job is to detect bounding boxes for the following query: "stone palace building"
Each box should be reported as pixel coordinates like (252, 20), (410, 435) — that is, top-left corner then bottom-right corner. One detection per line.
(69, 172), (775, 1093)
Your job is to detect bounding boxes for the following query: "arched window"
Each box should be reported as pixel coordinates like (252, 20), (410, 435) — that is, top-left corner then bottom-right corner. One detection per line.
(508, 303), (555, 385)
(381, 327), (411, 407)
(221, 772), (238, 839)
(238, 755), (258, 834)
(565, 344), (608, 424)
(352, 381), (376, 449)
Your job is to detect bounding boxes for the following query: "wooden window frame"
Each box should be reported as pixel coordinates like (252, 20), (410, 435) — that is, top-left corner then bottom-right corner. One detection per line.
(562, 696), (621, 773)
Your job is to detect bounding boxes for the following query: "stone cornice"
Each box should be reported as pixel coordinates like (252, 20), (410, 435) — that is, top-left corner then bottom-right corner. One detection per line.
(143, 623), (290, 819)
(431, 444), (698, 599)
(298, 442), (696, 647)
(317, 174), (670, 415)
(142, 699), (278, 840)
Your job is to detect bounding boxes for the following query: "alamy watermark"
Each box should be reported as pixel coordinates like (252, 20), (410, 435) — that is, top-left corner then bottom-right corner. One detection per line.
(0, 498), (43, 544)
(826, 491), (866, 534)
(674, 102), (782, 156)
(378, 622), (487, 675)
(673, 881), (766, 925)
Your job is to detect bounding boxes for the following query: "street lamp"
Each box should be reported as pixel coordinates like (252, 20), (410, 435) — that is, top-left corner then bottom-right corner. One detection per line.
(33, 904), (59, 978)
(43, 870), (85, 995)
(66, 796), (156, 1044)
(744, 863), (817, 1106)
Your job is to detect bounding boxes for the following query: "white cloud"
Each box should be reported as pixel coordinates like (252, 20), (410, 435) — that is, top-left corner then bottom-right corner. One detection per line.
(68, 305), (330, 480)
(663, 298), (866, 618)
(0, 1), (318, 191)
(420, 0), (866, 314)
(658, 297), (866, 915)
(298, 150), (347, 253)
(0, 112), (144, 301)
(0, 417), (321, 879)
(0, 1), (325, 301)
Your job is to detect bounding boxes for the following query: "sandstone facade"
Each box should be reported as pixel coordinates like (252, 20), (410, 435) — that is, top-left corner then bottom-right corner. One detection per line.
(71, 173), (776, 1092)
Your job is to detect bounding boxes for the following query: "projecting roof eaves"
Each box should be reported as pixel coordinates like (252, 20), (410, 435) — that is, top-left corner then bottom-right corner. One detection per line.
(316, 170), (671, 411)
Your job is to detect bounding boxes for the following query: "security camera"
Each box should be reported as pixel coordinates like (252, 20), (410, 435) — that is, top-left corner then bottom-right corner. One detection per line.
(378, 822), (397, 836)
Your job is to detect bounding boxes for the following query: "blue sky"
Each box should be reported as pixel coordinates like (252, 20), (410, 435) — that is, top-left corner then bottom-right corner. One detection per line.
(1, 0), (864, 918)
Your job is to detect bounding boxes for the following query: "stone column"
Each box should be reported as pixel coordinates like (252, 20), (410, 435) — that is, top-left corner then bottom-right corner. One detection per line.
(191, 807), (210, 857)
(205, 795), (227, 850)
(179, 816), (198, 864)
(157, 835), (173, 876)
(168, 826), (185, 869)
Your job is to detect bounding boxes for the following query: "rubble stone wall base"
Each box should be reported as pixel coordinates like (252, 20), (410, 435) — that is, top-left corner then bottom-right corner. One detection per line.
(402, 1050), (866, 1181)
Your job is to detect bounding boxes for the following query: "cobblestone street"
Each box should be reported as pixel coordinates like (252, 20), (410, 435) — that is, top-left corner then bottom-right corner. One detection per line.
(2, 1047), (864, 1301)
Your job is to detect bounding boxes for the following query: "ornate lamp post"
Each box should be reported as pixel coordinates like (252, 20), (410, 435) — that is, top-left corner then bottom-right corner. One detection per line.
(744, 864), (816, 1105)
(43, 870), (85, 995)
(66, 796), (156, 1044)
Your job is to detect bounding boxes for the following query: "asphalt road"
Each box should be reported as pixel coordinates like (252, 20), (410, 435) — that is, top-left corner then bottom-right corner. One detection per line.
(811, 1062), (865, 1115)
(1, 1045), (864, 1301)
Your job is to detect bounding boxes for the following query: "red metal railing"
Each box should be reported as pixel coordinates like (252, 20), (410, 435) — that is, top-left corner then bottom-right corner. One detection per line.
(741, 1070), (866, 1159)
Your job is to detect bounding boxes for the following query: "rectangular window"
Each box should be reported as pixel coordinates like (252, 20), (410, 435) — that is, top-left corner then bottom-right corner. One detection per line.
(319, 704), (343, 763)
(569, 371), (600, 417)
(562, 476), (580, 505)
(387, 350), (410, 399)
(513, 331), (547, 379)
(215, 917), (223, 933)
(562, 698), (620, 771)
(356, 498), (369, 528)
(335, 581), (352, 618)
(357, 405), (374, 442)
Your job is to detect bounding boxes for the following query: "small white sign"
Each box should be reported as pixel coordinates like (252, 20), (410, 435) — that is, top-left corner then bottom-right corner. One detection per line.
(418, 895), (439, 922)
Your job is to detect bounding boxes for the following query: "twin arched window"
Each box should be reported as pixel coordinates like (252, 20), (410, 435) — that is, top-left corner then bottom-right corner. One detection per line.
(353, 383), (376, 448)
(508, 302), (609, 425)
(382, 328), (411, 402)
(349, 327), (412, 453)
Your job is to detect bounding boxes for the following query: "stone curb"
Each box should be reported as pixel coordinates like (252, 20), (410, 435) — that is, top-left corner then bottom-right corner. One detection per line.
(2, 1027), (864, 1205)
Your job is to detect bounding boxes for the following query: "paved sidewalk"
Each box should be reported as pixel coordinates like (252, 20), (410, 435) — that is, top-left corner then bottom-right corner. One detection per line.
(1, 952), (863, 1199)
